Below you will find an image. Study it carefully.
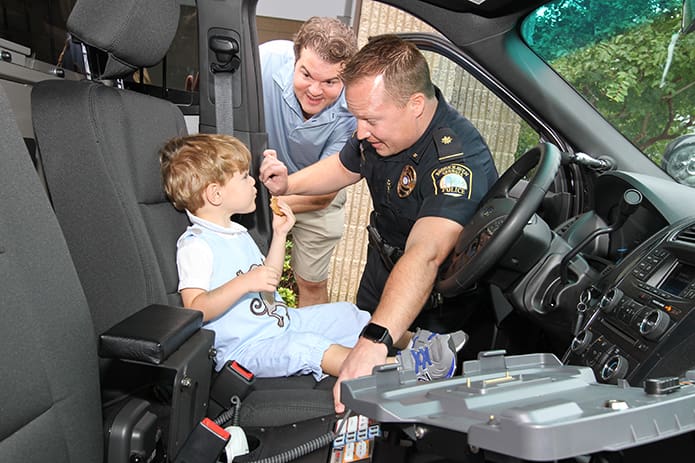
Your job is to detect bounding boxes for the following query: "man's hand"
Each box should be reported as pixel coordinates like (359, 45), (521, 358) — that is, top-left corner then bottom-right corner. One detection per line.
(259, 149), (289, 196)
(333, 338), (389, 413)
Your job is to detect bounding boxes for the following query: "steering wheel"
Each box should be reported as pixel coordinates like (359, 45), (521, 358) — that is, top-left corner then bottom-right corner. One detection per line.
(436, 142), (562, 296)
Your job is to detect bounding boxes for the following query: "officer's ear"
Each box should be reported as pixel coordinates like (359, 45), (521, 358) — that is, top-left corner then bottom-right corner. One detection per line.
(408, 92), (426, 117)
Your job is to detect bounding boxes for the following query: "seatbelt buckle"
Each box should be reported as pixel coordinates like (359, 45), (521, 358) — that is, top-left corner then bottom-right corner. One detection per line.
(211, 360), (256, 405)
(173, 418), (230, 463)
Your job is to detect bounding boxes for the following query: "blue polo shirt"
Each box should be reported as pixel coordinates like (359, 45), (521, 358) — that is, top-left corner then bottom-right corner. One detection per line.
(259, 40), (356, 173)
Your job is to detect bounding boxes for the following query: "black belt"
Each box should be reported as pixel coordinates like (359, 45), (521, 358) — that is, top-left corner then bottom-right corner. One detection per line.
(366, 223), (443, 310)
(366, 223), (403, 270)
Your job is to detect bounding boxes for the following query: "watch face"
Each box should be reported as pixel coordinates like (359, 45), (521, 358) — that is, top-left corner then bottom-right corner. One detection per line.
(363, 323), (388, 342)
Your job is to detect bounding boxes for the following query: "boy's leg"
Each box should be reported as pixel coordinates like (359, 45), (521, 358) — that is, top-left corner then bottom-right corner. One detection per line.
(321, 344), (352, 377)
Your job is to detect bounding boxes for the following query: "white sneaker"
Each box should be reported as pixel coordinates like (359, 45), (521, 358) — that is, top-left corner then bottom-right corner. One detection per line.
(397, 331), (467, 381)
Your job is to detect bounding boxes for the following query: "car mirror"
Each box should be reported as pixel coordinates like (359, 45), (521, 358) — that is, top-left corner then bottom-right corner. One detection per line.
(662, 134), (695, 187)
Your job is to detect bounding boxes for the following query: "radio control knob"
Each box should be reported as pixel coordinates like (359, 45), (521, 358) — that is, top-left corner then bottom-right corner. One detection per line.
(639, 309), (670, 341)
(599, 288), (623, 313)
(571, 330), (593, 354)
(600, 354), (629, 383)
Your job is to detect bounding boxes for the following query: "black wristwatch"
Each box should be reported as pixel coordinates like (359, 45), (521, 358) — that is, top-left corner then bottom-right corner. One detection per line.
(360, 322), (394, 350)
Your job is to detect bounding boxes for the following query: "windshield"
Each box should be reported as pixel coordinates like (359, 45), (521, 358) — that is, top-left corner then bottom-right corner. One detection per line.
(522, 0), (695, 186)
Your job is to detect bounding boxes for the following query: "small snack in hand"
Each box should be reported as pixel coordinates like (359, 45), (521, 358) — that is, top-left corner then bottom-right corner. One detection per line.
(270, 197), (285, 216)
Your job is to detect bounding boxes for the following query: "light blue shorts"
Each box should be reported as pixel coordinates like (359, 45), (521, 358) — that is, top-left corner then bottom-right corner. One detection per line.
(233, 301), (371, 381)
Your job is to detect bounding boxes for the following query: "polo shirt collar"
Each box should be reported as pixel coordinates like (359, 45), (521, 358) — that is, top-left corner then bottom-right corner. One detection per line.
(186, 210), (247, 235)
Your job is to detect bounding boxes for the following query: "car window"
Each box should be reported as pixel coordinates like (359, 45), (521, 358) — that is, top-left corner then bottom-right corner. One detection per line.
(521, 0), (695, 186)
(422, 50), (540, 174)
(138, 4), (198, 93)
(0, 0), (75, 66)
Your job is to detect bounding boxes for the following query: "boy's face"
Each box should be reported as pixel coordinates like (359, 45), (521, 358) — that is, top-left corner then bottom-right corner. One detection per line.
(293, 46), (344, 120)
(220, 169), (257, 214)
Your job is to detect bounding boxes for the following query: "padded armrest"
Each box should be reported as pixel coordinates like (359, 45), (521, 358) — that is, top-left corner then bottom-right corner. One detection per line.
(99, 304), (203, 364)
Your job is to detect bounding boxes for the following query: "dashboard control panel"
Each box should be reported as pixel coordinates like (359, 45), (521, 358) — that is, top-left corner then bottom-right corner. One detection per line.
(568, 220), (695, 385)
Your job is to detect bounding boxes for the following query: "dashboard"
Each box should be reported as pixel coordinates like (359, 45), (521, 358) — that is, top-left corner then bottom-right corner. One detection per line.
(566, 172), (695, 385)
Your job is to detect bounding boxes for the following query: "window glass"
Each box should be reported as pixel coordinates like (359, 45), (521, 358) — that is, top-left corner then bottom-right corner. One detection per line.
(0, 0), (76, 66)
(521, 0), (695, 186)
(143, 5), (198, 93)
(423, 50), (540, 173)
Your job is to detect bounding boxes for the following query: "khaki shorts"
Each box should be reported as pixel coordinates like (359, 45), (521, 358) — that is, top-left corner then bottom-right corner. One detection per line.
(290, 189), (346, 282)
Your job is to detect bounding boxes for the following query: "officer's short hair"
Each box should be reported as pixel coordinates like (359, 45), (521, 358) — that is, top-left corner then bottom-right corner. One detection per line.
(160, 134), (251, 212)
(293, 17), (358, 65)
(340, 34), (436, 106)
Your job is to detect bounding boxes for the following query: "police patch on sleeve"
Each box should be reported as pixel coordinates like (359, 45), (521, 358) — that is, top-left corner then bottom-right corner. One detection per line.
(431, 163), (473, 198)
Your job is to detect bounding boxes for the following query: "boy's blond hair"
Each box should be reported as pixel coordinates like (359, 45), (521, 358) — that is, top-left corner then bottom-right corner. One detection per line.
(160, 134), (251, 212)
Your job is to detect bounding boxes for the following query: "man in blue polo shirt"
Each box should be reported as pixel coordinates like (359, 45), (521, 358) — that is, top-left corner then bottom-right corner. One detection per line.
(260, 17), (358, 306)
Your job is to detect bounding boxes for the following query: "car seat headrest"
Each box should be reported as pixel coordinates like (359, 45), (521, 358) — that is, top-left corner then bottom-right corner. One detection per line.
(67, 0), (180, 79)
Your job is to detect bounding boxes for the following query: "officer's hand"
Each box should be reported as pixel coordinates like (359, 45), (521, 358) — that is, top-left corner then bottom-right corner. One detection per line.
(333, 338), (388, 413)
(260, 150), (289, 196)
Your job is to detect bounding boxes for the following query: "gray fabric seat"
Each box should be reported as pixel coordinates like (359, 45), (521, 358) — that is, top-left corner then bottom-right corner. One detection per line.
(0, 83), (103, 463)
(31, 0), (334, 429)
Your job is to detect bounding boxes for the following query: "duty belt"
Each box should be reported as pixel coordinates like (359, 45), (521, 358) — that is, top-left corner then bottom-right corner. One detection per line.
(366, 223), (443, 310)
(366, 223), (403, 270)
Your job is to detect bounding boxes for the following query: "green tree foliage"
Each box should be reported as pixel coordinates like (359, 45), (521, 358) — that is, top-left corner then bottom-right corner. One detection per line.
(523, 0), (695, 162)
(278, 239), (298, 307)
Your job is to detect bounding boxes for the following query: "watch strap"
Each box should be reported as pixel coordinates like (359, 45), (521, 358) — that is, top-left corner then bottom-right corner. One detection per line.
(360, 322), (394, 350)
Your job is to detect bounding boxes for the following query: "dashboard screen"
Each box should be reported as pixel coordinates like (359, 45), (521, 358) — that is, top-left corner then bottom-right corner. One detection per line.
(659, 262), (695, 296)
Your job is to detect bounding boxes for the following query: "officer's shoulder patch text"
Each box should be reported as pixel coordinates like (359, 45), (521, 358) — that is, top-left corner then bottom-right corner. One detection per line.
(433, 127), (464, 162)
(431, 163), (472, 198)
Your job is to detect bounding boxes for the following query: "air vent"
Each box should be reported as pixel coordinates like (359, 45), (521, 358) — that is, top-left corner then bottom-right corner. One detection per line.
(675, 226), (695, 244)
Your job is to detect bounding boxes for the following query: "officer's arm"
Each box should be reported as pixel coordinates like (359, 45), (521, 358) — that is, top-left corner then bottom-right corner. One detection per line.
(370, 216), (463, 342)
(287, 153), (360, 195)
(278, 192), (338, 214)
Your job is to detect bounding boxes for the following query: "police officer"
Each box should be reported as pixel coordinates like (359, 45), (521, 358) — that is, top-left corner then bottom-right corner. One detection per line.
(260, 35), (498, 413)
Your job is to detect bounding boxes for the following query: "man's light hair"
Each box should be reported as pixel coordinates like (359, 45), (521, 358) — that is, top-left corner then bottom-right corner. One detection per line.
(340, 35), (435, 106)
(293, 16), (358, 65)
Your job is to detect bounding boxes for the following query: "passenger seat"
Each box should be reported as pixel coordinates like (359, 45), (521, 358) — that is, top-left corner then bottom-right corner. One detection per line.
(31, 0), (334, 431)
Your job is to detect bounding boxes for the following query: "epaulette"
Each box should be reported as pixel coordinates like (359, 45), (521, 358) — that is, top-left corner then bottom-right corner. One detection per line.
(433, 127), (464, 163)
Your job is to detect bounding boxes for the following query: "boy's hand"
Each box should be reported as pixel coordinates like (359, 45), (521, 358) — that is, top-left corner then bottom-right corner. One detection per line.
(260, 150), (289, 195)
(244, 265), (281, 292)
(271, 198), (295, 235)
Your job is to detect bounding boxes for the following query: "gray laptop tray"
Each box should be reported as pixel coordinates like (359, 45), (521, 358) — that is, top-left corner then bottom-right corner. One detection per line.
(340, 351), (695, 461)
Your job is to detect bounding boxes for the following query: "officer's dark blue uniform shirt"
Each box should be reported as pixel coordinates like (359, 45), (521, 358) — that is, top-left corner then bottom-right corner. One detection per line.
(339, 88), (498, 251)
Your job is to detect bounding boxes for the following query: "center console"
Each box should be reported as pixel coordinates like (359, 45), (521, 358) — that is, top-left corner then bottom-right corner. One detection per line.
(338, 218), (695, 463)
(567, 217), (695, 385)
